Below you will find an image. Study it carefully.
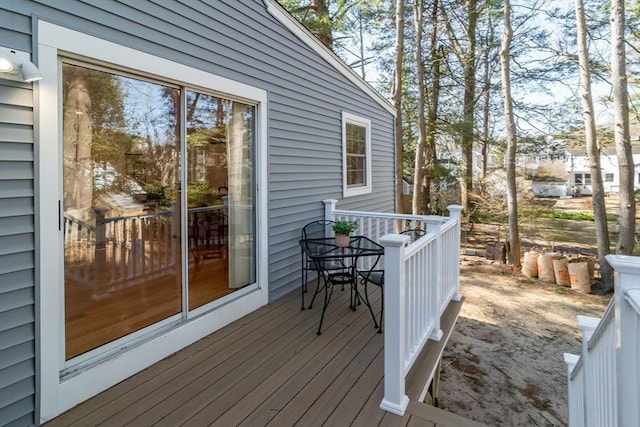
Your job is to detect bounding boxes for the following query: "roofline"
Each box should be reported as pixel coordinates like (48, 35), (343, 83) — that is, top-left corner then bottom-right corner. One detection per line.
(263, 0), (396, 116)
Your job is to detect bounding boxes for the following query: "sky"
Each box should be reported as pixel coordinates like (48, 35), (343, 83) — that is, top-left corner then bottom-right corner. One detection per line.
(334, 0), (633, 137)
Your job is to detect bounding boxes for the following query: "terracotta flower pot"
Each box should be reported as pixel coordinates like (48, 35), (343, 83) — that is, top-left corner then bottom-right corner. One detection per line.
(335, 234), (350, 247)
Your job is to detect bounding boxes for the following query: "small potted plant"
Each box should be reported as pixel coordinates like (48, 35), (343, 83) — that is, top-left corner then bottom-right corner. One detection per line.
(332, 220), (358, 247)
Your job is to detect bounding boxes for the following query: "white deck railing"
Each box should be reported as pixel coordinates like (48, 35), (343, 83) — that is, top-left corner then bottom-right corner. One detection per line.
(564, 254), (640, 427)
(324, 199), (463, 416)
(64, 207), (178, 298)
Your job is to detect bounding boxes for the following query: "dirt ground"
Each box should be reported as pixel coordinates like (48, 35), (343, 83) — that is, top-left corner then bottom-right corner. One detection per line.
(437, 197), (616, 426)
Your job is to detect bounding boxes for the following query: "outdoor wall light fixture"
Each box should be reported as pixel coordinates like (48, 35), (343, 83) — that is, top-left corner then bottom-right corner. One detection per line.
(0, 47), (42, 82)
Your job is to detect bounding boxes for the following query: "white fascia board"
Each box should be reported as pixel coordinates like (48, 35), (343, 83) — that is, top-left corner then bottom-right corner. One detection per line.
(263, 0), (395, 116)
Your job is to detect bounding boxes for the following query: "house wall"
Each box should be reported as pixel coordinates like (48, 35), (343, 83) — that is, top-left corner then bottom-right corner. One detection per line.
(566, 147), (640, 195)
(0, 1), (395, 424)
(0, 78), (37, 426)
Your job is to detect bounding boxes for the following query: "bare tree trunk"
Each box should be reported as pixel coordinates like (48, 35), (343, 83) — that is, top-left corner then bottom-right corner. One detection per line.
(393, 0), (406, 213)
(424, 1), (441, 214)
(575, 0), (613, 286)
(500, 0), (521, 268)
(610, 0), (636, 255)
(460, 0), (478, 214)
(357, 10), (366, 79)
(63, 66), (93, 219)
(412, 0), (426, 215)
(441, 0), (478, 214)
(480, 19), (495, 179)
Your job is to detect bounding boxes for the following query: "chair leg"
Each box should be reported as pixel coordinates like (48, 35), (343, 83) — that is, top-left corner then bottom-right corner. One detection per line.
(378, 287), (384, 333)
(307, 276), (323, 309)
(362, 281), (379, 330)
(349, 276), (361, 311)
(316, 278), (333, 335)
(301, 261), (306, 310)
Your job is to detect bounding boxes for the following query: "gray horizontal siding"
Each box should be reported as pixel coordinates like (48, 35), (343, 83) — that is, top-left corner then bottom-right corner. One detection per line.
(0, 86), (34, 107)
(0, 105), (33, 125)
(0, 124), (34, 143)
(0, 181), (34, 199)
(0, 78), (36, 426)
(0, 234), (34, 256)
(0, 162), (34, 180)
(0, 143), (34, 162)
(0, 198), (34, 216)
(0, 216), (35, 235)
(0, 252), (35, 276)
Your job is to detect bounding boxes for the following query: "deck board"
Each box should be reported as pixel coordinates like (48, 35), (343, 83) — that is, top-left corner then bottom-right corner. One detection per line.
(45, 285), (483, 427)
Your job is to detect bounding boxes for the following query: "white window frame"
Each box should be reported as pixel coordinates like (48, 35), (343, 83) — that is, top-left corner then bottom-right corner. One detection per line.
(37, 20), (269, 422)
(342, 111), (372, 197)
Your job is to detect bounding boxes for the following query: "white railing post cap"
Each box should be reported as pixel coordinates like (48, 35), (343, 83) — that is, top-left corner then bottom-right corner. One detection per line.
(380, 234), (410, 247)
(564, 353), (579, 366)
(605, 254), (640, 274)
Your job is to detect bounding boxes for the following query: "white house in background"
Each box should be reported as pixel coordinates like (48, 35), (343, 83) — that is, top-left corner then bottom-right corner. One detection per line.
(565, 144), (640, 196)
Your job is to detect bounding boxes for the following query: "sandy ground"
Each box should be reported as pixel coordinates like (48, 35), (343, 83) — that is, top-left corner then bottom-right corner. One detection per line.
(437, 257), (611, 426)
(435, 194), (637, 425)
(438, 256), (611, 426)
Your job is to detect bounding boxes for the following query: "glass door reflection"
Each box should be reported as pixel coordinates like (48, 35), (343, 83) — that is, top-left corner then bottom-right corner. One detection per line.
(186, 92), (256, 310)
(62, 63), (182, 360)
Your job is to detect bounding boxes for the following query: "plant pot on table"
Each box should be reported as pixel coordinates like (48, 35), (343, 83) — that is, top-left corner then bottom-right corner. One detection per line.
(335, 234), (350, 247)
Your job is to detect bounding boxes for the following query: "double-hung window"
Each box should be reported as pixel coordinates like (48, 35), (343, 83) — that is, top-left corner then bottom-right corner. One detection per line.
(342, 112), (372, 197)
(574, 173), (591, 185)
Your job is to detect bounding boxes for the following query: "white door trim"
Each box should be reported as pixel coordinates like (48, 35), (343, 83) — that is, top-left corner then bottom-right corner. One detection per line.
(36, 20), (269, 422)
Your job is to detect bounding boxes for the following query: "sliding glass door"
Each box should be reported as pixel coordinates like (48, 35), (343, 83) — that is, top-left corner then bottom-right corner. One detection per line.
(186, 91), (256, 310)
(62, 62), (256, 361)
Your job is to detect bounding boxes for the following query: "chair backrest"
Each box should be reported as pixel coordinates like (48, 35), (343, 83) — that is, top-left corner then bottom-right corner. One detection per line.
(400, 228), (426, 242)
(302, 220), (336, 240)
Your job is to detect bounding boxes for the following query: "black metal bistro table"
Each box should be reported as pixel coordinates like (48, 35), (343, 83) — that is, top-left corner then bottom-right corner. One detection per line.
(299, 235), (384, 335)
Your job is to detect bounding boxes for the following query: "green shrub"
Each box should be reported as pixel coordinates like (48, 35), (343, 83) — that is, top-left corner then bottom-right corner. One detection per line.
(530, 210), (617, 221)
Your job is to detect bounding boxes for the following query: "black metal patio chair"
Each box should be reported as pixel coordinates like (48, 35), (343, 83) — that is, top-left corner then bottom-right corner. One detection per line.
(299, 220), (348, 310)
(355, 227), (426, 333)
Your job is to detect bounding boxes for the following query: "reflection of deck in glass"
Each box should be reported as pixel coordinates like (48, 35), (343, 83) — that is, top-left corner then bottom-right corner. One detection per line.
(64, 209), (179, 298)
(63, 206), (251, 359)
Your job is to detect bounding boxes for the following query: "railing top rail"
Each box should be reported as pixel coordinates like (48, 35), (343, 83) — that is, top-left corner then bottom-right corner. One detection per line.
(403, 232), (437, 257)
(587, 298), (615, 351)
(569, 354), (584, 381)
(626, 288), (640, 317)
(440, 217), (457, 232)
(189, 205), (227, 213)
(101, 209), (172, 223)
(332, 209), (449, 223)
(369, 228), (441, 259)
(63, 213), (94, 230)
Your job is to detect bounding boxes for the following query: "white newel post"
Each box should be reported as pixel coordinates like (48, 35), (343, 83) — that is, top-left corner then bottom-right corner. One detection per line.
(323, 199), (337, 222)
(380, 234), (410, 416)
(577, 315), (599, 427)
(563, 353), (582, 427)
(606, 254), (640, 427)
(425, 216), (443, 339)
(447, 204), (463, 301)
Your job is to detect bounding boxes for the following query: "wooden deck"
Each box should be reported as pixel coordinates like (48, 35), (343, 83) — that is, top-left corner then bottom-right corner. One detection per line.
(45, 284), (483, 427)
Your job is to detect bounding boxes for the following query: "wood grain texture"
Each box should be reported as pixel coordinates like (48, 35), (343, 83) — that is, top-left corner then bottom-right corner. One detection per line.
(45, 288), (479, 427)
